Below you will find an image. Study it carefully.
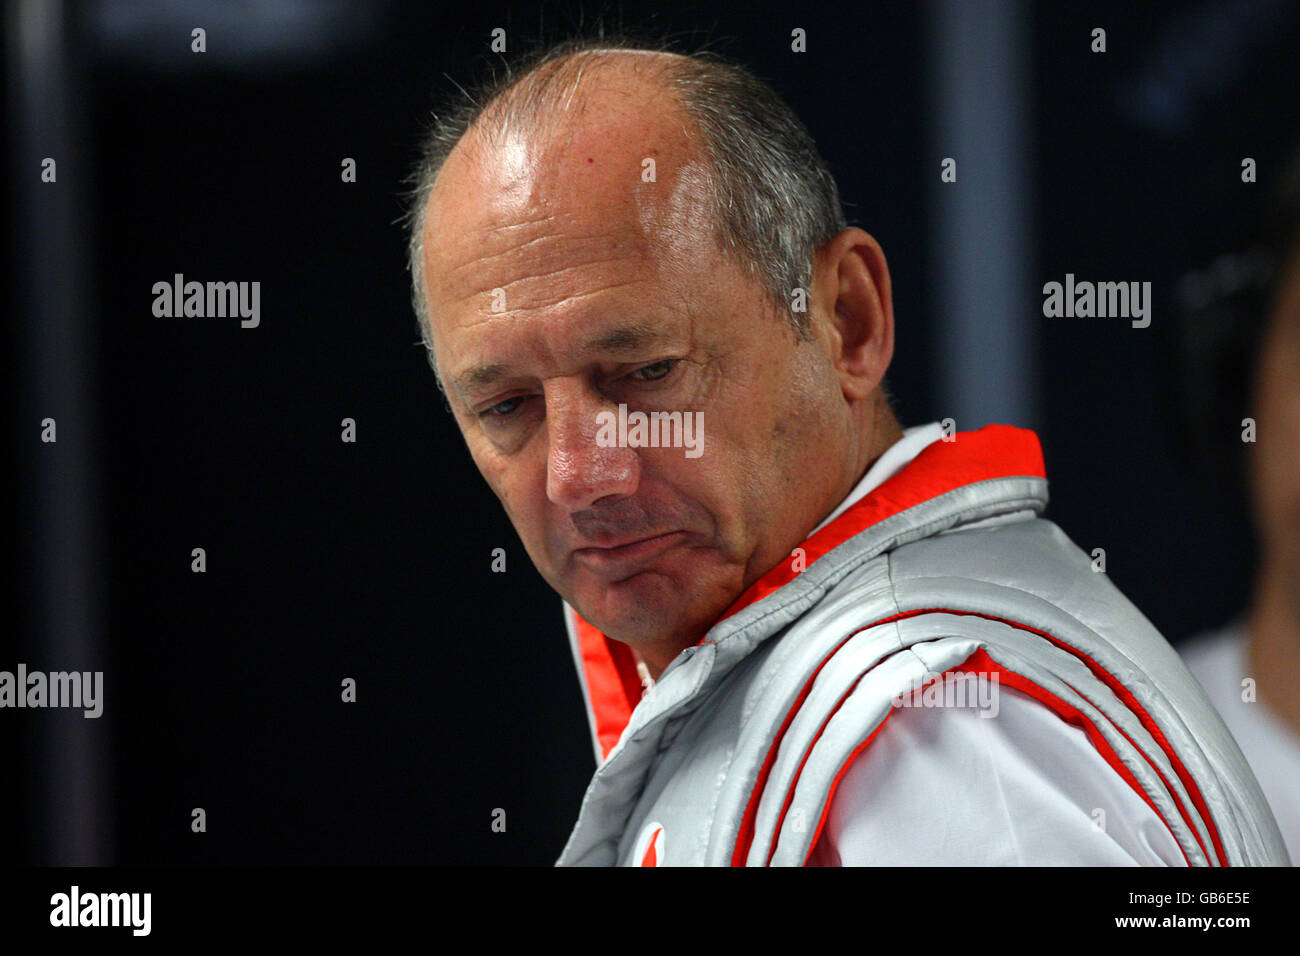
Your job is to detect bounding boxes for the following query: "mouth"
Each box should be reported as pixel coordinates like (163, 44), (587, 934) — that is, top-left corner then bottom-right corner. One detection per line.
(571, 531), (688, 579)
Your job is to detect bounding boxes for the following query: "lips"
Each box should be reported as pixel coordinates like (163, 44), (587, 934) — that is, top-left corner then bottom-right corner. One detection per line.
(571, 531), (687, 578)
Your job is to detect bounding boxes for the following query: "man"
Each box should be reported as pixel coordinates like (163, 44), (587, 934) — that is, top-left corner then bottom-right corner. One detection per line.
(406, 38), (1288, 865)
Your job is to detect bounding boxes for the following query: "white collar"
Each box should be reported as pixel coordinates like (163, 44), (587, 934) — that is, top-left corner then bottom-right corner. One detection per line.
(809, 421), (947, 536)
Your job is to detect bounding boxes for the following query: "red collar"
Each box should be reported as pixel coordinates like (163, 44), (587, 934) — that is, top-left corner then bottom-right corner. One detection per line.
(568, 424), (1046, 759)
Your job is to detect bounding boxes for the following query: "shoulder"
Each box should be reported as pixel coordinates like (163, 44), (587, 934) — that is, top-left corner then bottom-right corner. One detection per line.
(808, 683), (1189, 866)
(745, 517), (1250, 865)
(1178, 622), (1246, 710)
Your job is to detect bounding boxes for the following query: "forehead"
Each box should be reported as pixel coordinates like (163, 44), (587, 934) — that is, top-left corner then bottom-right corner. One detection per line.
(419, 78), (721, 371)
(425, 81), (706, 283)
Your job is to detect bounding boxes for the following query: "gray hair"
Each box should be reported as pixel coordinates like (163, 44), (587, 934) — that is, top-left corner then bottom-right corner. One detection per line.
(402, 36), (849, 385)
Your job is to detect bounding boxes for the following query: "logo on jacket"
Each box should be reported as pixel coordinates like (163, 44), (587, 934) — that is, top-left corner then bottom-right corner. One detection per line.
(632, 822), (665, 867)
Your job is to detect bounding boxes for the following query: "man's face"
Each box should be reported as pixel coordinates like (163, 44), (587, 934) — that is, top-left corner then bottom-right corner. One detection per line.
(421, 83), (851, 667)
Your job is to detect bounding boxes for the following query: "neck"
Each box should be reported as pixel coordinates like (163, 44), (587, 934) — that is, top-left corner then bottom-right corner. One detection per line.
(819, 396), (903, 535)
(846, 398), (904, 506)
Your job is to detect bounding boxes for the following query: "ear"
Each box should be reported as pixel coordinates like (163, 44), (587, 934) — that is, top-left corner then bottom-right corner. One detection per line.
(812, 228), (895, 401)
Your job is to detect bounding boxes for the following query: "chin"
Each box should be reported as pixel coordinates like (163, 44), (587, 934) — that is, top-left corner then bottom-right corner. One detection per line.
(560, 545), (740, 643)
(576, 572), (702, 640)
(584, 568), (680, 615)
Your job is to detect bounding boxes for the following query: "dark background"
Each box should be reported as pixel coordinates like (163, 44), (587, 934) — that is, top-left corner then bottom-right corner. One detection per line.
(6, 0), (1299, 865)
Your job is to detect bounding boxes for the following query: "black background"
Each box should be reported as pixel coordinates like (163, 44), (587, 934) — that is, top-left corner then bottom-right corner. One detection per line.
(7, 0), (1299, 865)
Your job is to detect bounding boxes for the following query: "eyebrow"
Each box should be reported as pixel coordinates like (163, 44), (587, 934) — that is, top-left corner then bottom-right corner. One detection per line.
(451, 322), (665, 396)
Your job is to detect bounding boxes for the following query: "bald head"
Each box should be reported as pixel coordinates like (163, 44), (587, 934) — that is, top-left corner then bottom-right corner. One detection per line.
(405, 41), (850, 382)
(422, 55), (716, 373)
(466, 47), (693, 155)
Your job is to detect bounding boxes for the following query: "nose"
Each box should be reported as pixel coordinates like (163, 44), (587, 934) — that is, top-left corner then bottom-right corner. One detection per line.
(545, 383), (640, 512)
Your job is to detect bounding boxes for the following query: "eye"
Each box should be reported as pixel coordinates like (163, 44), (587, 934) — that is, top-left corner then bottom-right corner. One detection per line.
(632, 359), (676, 382)
(481, 396), (525, 418)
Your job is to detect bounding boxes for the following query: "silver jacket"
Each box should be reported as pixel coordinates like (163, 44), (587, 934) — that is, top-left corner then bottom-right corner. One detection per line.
(557, 425), (1290, 866)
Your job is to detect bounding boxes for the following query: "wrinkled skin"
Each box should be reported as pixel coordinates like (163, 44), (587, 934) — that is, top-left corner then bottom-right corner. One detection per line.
(421, 56), (899, 675)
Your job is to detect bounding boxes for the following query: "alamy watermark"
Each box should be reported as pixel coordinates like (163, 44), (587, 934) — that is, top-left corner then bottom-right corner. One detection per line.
(595, 404), (703, 458)
(1, 664), (103, 718)
(1042, 274), (1151, 328)
(50, 886), (150, 936)
(892, 669), (1000, 718)
(152, 273), (261, 328)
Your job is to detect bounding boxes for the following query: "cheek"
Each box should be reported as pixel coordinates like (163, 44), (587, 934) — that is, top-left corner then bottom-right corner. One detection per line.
(670, 452), (736, 527)
(694, 367), (826, 542)
(768, 354), (838, 468)
(466, 438), (543, 538)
